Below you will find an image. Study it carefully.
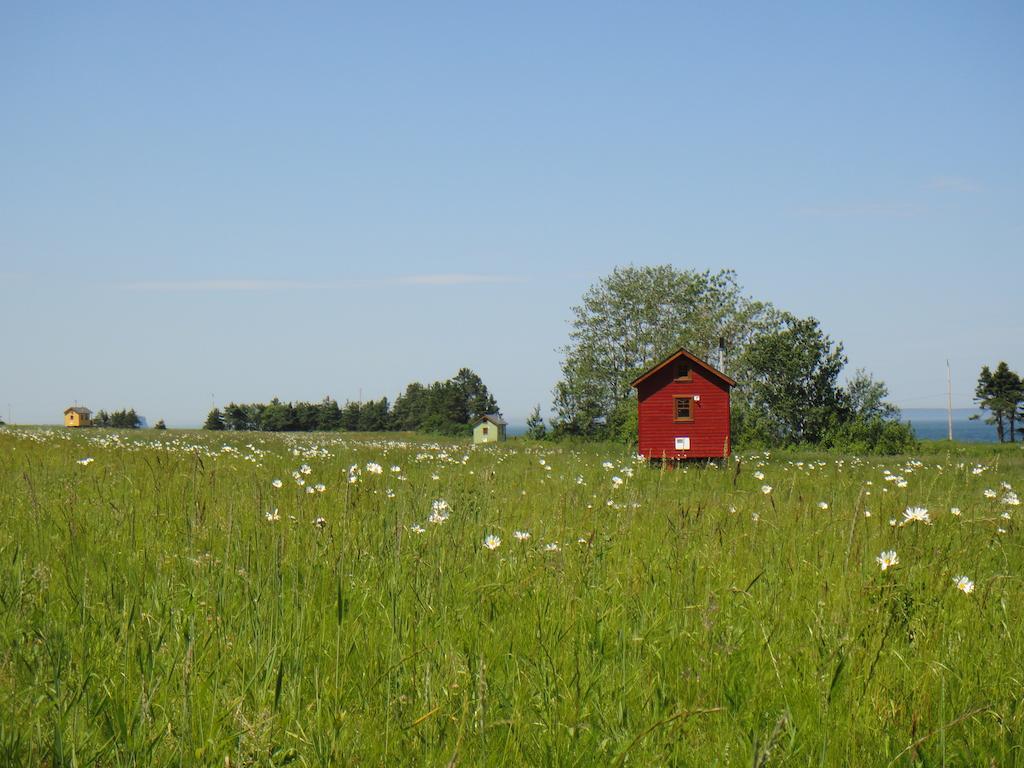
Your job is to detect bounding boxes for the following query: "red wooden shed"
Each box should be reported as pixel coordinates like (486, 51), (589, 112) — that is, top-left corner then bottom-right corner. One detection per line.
(630, 347), (736, 460)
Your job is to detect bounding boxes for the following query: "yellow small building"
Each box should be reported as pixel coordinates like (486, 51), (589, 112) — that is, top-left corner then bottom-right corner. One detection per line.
(64, 406), (92, 428)
(473, 414), (507, 444)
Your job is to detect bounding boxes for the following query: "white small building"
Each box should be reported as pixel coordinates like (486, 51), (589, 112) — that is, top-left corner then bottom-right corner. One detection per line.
(473, 414), (507, 444)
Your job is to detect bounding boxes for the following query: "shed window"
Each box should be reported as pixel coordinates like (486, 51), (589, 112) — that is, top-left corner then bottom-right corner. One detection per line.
(674, 396), (693, 421)
(674, 360), (692, 381)
(482, 426), (489, 435)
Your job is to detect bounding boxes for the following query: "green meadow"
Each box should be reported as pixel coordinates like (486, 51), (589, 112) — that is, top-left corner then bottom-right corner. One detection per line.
(1, 427), (1022, 766)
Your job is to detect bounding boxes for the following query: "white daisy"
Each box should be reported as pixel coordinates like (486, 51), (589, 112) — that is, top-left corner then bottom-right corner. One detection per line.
(901, 506), (931, 526)
(876, 550), (899, 571)
(952, 575), (974, 594)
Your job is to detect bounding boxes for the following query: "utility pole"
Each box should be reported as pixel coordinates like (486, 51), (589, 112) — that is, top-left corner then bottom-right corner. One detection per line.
(946, 360), (954, 441)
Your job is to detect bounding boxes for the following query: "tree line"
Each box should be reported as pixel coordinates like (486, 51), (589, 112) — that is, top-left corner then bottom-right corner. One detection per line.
(201, 265), (1012, 453)
(93, 409), (143, 429)
(975, 362), (1024, 442)
(204, 368), (499, 436)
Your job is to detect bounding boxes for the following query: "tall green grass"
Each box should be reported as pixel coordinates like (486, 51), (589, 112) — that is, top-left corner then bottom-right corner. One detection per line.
(1, 428), (1021, 765)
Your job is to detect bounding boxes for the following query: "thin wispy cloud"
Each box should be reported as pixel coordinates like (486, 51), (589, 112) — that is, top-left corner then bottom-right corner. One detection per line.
(794, 202), (926, 219)
(118, 274), (524, 292)
(396, 273), (523, 286)
(120, 279), (312, 292)
(926, 176), (982, 193)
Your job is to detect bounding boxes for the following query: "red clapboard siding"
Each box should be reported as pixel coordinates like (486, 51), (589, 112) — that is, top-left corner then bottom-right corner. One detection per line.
(633, 349), (733, 460)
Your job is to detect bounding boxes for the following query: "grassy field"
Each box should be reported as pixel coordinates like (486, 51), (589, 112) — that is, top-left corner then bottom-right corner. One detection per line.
(1, 427), (1022, 766)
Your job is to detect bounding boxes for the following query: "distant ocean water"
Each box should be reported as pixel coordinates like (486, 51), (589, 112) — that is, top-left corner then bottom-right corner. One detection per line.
(901, 408), (999, 443)
(507, 409), (1002, 443)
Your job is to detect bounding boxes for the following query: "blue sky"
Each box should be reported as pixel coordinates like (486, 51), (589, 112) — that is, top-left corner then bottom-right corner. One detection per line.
(2, 2), (1021, 426)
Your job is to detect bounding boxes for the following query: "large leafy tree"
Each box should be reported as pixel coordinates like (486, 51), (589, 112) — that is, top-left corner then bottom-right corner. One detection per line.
(553, 265), (776, 434)
(738, 316), (847, 445)
(842, 369), (899, 421)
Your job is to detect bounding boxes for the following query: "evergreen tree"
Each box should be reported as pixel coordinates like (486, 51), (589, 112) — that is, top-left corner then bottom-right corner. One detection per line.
(526, 404), (547, 439)
(224, 403), (249, 431)
(154, 419), (167, 430)
(107, 408), (141, 428)
(317, 397), (343, 430)
(431, 380), (469, 426)
(1005, 367), (1023, 443)
(975, 362), (1023, 443)
(204, 408), (226, 431)
(453, 368), (499, 420)
(357, 398), (391, 431)
(295, 401), (320, 431)
(261, 398), (295, 431)
(340, 400), (362, 431)
(392, 382), (429, 431)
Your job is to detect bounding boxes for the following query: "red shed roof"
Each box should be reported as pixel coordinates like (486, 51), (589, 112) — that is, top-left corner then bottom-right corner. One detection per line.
(630, 346), (736, 389)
